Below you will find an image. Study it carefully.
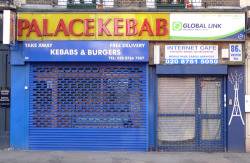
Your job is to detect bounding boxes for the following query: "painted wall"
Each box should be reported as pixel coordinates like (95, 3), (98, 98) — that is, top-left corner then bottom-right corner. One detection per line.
(227, 66), (245, 152)
(245, 33), (250, 152)
(240, 0), (250, 8)
(10, 42), (27, 149)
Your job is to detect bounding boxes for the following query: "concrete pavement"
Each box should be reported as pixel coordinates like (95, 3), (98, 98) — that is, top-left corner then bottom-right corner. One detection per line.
(0, 150), (250, 163)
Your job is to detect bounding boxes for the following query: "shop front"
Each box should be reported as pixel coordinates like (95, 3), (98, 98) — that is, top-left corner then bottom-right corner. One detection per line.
(11, 12), (246, 152)
(11, 40), (149, 151)
(148, 13), (246, 152)
(148, 43), (245, 152)
(149, 44), (245, 152)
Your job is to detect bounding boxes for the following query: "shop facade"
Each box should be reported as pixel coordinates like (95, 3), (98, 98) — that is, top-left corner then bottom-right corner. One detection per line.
(11, 12), (246, 152)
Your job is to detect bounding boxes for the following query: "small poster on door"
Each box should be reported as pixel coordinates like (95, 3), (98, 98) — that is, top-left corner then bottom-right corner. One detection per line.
(201, 81), (207, 87)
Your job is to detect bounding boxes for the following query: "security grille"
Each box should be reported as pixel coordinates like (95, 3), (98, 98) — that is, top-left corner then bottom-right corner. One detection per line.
(158, 76), (225, 152)
(29, 62), (147, 151)
(158, 78), (196, 148)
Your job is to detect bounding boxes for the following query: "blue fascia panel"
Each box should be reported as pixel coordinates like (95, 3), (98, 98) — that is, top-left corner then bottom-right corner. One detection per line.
(23, 41), (149, 62)
(156, 65), (227, 75)
(10, 42), (24, 66)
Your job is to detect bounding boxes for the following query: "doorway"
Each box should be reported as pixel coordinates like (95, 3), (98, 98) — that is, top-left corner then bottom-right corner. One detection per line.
(157, 76), (225, 151)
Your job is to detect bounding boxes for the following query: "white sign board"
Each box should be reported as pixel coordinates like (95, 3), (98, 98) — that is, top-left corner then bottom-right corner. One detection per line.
(165, 45), (218, 64)
(221, 49), (229, 59)
(3, 10), (15, 46)
(230, 44), (242, 61)
(170, 14), (245, 41)
(245, 95), (250, 112)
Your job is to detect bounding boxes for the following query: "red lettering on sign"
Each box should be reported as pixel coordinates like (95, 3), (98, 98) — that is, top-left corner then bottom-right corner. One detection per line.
(139, 19), (153, 36)
(114, 18), (124, 36)
(27, 19), (41, 36)
(18, 19), (29, 36)
(156, 19), (168, 36)
(126, 19), (138, 36)
(69, 19), (83, 36)
(98, 19), (111, 36)
(43, 19), (53, 36)
(54, 19), (69, 36)
(17, 17), (169, 38)
(84, 19), (94, 36)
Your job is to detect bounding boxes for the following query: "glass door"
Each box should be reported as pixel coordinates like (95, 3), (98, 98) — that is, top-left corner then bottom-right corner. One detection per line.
(197, 77), (225, 150)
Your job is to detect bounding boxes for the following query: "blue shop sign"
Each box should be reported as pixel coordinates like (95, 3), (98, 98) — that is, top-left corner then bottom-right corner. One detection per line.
(23, 41), (149, 62)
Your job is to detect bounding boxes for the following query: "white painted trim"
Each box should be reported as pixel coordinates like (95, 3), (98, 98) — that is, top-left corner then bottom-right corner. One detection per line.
(3, 10), (10, 45)
(154, 45), (160, 64)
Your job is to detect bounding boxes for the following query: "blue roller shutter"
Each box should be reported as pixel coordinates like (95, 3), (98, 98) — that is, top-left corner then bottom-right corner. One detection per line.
(29, 62), (147, 151)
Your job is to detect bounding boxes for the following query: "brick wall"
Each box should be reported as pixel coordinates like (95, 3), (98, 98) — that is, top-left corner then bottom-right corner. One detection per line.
(17, 0), (241, 7)
(114, 0), (146, 8)
(14, 0), (26, 6)
(202, 0), (240, 7)
(26, 0), (54, 5)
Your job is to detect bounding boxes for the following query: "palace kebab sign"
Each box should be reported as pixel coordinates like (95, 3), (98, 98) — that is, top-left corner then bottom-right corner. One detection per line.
(17, 13), (170, 40)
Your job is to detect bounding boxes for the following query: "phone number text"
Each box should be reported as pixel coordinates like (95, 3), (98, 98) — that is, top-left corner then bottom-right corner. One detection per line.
(165, 59), (218, 64)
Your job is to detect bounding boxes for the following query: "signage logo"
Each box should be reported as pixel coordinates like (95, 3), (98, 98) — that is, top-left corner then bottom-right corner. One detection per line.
(172, 22), (182, 31)
(238, 34), (244, 40)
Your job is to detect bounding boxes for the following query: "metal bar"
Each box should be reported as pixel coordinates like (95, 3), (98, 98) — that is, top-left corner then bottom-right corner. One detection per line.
(224, 75), (227, 152)
(57, 0), (240, 8)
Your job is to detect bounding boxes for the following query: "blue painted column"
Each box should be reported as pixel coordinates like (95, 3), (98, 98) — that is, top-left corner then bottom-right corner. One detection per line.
(227, 66), (245, 152)
(148, 66), (157, 151)
(10, 42), (27, 149)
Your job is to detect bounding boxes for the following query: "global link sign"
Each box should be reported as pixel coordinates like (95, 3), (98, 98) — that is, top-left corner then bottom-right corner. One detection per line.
(17, 13), (170, 40)
(173, 23), (222, 30)
(170, 14), (245, 40)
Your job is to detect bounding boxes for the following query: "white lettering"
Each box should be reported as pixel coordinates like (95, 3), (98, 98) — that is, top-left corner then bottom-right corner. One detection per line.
(50, 49), (78, 55)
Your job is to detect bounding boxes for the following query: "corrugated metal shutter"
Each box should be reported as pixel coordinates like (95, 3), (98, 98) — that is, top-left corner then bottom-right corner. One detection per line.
(158, 77), (196, 147)
(29, 62), (147, 151)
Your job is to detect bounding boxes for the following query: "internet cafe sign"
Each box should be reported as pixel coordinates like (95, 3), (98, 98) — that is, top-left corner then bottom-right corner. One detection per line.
(17, 13), (170, 40)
